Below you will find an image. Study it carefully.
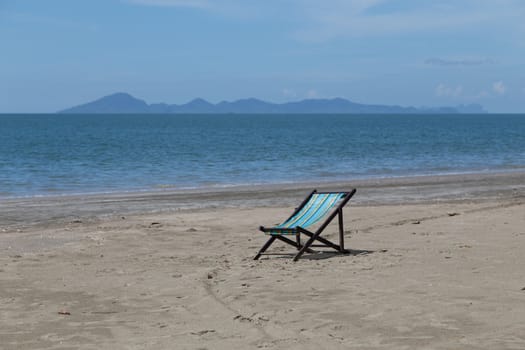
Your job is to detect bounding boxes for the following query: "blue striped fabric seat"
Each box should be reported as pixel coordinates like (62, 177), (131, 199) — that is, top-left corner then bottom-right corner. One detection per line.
(267, 192), (346, 235)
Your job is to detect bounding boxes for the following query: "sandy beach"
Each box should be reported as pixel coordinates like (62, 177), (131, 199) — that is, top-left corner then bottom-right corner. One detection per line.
(1, 172), (525, 349)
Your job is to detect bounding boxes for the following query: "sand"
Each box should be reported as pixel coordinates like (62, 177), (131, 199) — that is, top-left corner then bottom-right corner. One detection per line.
(1, 172), (525, 349)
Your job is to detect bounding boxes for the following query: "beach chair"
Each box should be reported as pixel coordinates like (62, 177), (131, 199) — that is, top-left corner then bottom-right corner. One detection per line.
(254, 189), (356, 261)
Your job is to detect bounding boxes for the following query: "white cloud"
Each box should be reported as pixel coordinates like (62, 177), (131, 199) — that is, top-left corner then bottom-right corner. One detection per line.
(282, 88), (297, 99)
(125, 1), (525, 42)
(492, 81), (506, 95)
(306, 89), (319, 98)
(435, 83), (463, 98)
(288, 0), (525, 42)
(292, 1), (487, 41)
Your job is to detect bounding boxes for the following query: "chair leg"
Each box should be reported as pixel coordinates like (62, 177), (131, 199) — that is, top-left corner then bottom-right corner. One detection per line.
(299, 228), (342, 251)
(294, 227), (349, 261)
(338, 209), (345, 252)
(275, 235), (316, 253)
(296, 233), (301, 250)
(293, 234), (318, 261)
(254, 236), (277, 260)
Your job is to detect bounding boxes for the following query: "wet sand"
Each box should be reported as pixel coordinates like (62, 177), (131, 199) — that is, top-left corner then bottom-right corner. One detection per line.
(1, 172), (525, 349)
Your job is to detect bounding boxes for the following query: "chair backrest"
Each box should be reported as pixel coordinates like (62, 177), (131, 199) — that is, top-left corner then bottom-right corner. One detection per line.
(277, 192), (347, 229)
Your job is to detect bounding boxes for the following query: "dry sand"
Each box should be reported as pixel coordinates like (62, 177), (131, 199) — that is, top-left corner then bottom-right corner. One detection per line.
(1, 172), (525, 349)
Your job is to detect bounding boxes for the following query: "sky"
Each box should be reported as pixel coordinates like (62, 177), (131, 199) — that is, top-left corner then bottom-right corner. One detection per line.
(1, 0), (524, 113)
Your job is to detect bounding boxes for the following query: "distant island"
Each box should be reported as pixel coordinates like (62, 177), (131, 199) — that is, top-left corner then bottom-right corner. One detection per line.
(59, 92), (486, 114)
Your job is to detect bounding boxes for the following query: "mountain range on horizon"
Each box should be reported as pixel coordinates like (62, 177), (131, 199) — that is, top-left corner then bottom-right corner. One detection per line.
(59, 92), (487, 114)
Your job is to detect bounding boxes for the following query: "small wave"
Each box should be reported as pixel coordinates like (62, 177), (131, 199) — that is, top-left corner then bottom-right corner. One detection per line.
(154, 184), (178, 189)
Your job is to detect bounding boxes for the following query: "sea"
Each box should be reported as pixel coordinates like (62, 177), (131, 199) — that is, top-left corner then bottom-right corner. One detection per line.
(1, 114), (524, 198)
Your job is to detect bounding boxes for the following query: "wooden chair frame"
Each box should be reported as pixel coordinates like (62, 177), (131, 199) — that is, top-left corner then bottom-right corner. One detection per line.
(254, 189), (356, 261)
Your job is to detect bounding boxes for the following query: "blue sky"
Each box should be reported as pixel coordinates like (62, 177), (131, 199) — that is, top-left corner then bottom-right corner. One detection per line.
(1, 0), (524, 112)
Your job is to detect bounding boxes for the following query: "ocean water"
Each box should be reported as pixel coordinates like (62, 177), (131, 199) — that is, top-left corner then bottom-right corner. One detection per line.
(0, 114), (524, 198)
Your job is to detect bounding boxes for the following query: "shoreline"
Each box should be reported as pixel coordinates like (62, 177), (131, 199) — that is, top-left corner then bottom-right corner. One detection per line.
(3, 167), (525, 201)
(1, 171), (524, 229)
